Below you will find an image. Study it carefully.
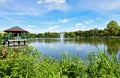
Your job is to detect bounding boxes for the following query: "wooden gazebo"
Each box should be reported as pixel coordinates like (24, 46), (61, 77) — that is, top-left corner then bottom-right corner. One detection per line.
(4, 26), (29, 46)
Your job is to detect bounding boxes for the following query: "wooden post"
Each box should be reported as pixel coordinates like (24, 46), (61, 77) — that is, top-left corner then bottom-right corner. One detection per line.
(8, 41), (9, 47)
(24, 40), (26, 45)
(13, 41), (15, 46)
(17, 33), (20, 40)
(24, 32), (27, 40)
(8, 32), (10, 40)
(18, 41), (20, 45)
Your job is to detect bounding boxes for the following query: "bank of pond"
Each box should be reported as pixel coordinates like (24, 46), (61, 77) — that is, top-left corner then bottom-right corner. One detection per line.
(0, 46), (120, 78)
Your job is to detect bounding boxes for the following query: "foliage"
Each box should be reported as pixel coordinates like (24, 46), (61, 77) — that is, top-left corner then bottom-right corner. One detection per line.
(28, 32), (60, 38)
(27, 20), (120, 38)
(28, 33), (38, 38)
(0, 34), (6, 44)
(0, 46), (39, 78)
(87, 50), (120, 78)
(107, 20), (120, 36)
(60, 52), (87, 78)
(0, 46), (120, 78)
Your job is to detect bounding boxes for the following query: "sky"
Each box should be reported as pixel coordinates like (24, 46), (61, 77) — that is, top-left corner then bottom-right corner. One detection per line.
(0, 0), (120, 33)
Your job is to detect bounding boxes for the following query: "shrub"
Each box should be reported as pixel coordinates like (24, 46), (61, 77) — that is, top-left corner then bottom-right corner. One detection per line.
(0, 46), (120, 78)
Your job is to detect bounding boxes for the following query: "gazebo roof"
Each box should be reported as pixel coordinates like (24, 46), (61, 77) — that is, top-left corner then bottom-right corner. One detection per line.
(4, 26), (28, 32)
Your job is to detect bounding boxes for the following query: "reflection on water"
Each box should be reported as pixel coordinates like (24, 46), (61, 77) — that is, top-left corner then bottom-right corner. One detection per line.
(28, 38), (120, 60)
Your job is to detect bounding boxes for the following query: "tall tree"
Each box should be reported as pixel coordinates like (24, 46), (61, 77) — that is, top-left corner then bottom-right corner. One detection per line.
(107, 20), (120, 36)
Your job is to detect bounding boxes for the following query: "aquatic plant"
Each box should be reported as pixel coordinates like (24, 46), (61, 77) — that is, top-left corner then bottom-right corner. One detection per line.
(0, 46), (120, 78)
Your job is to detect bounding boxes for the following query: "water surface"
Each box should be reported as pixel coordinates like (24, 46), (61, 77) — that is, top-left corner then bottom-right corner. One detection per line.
(28, 38), (120, 60)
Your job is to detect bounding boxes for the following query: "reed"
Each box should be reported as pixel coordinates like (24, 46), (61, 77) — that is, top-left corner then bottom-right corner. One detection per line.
(0, 46), (120, 78)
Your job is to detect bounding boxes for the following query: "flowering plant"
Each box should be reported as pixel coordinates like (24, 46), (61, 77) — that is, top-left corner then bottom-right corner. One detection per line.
(0, 50), (7, 58)
(1, 50), (7, 55)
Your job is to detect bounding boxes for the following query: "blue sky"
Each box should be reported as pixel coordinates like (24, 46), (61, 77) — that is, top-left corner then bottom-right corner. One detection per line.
(0, 0), (120, 33)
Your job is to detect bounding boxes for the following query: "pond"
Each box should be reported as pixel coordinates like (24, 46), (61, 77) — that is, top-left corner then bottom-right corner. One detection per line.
(28, 38), (120, 60)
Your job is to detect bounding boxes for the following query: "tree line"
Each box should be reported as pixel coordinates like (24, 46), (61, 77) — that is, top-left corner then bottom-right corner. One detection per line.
(28, 20), (120, 38)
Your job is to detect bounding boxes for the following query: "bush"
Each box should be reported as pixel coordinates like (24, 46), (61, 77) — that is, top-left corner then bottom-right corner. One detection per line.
(87, 50), (120, 78)
(0, 46), (40, 78)
(0, 46), (120, 78)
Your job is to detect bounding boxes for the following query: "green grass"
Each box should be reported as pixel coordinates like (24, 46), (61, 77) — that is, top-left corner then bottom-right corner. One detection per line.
(0, 46), (120, 78)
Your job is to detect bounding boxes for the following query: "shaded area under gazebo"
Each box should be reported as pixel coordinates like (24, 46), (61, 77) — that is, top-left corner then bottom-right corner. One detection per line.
(4, 26), (29, 46)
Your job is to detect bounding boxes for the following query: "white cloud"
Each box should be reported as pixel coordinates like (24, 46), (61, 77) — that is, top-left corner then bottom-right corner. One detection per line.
(96, 17), (102, 20)
(26, 27), (39, 33)
(76, 0), (120, 13)
(64, 23), (87, 32)
(65, 27), (74, 32)
(0, 0), (12, 4)
(27, 25), (37, 28)
(75, 26), (87, 31)
(37, 0), (42, 4)
(0, 0), (69, 16)
(37, 0), (66, 5)
(59, 19), (68, 23)
(75, 23), (86, 29)
(58, 22), (85, 32)
(0, 1), (46, 16)
(75, 23), (83, 27)
(13, 6), (43, 16)
(37, 0), (70, 11)
(25, 25), (60, 33)
(48, 25), (59, 32)
(85, 20), (94, 24)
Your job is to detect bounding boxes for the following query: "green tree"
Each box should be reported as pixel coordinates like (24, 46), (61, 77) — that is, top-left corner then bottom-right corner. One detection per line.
(103, 29), (109, 36)
(117, 26), (120, 36)
(37, 33), (44, 38)
(83, 31), (90, 37)
(28, 33), (37, 38)
(92, 28), (99, 37)
(69, 32), (76, 38)
(98, 30), (104, 36)
(44, 32), (50, 38)
(74, 30), (83, 37)
(107, 20), (120, 36)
